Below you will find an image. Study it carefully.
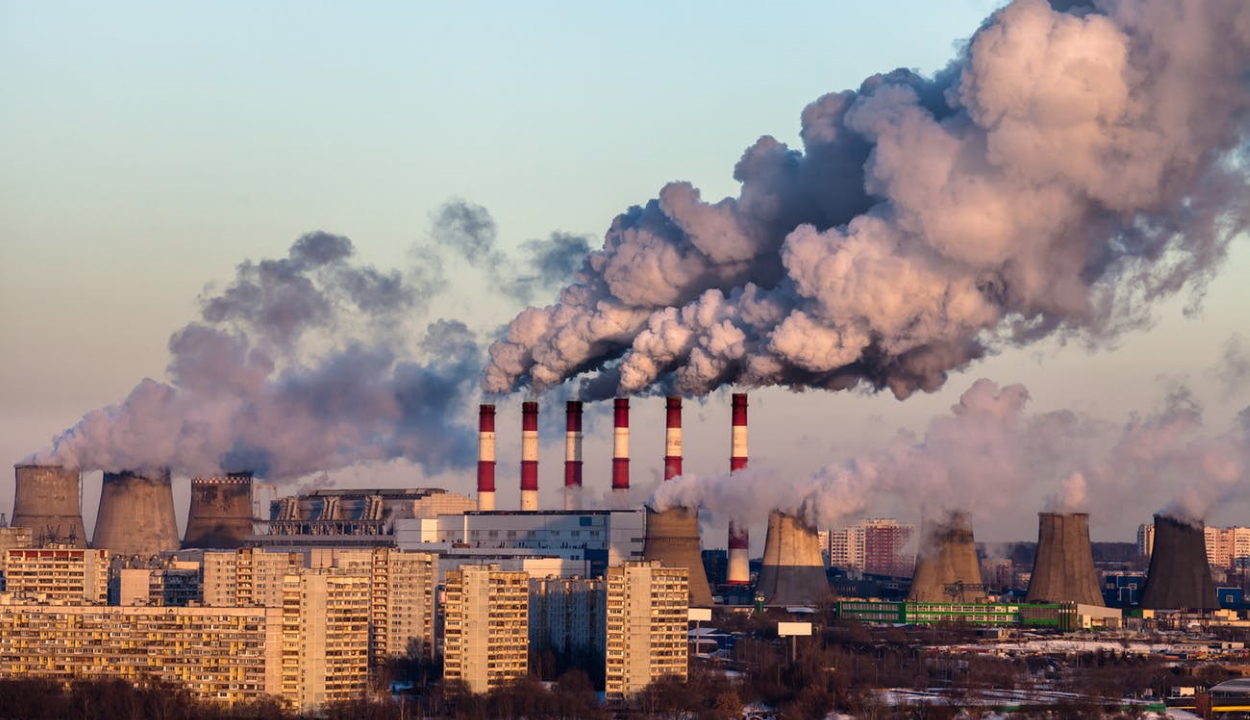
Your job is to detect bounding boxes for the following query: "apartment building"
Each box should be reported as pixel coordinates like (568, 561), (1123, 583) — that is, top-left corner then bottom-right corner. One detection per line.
(605, 561), (688, 703)
(828, 519), (916, 576)
(0, 526), (33, 591)
(112, 565), (200, 607)
(529, 575), (605, 659)
(3, 547), (108, 604)
(280, 571), (370, 712)
(368, 547), (437, 660)
(202, 547), (302, 607)
(1139, 523), (1250, 568)
(443, 564), (529, 694)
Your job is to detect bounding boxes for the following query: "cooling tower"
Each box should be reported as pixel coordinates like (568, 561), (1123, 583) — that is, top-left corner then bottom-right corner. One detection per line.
(727, 393), (750, 585)
(182, 473), (254, 549)
(612, 398), (630, 503)
(92, 468), (180, 557)
(908, 512), (985, 603)
(11, 464), (87, 547)
(521, 401), (539, 511)
(477, 404), (496, 511)
(1025, 512), (1104, 606)
(564, 401), (583, 511)
(755, 511), (832, 606)
(642, 397), (715, 607)
(1140, 514), (1219, 611)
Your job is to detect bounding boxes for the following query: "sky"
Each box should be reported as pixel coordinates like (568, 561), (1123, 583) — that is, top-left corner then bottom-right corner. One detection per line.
(2, 0), (1248, 545)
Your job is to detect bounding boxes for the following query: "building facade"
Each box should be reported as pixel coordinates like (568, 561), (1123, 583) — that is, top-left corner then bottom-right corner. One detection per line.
(3, 547), (108, 604)
(529, 575), (605, 659)
(605, 561), (688, 703)
(442, 564), (529, 694)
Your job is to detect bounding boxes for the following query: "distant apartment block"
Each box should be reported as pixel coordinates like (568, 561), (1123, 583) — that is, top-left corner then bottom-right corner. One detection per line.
(828, 518), (916, 577)
(112, 564), (201, 607)
(1138, 522), (1250, 568)
(443, 564), (529, 694)
(0, 525), (34, 591)
(605, 561), (688, 703)
(3, 547), (108, 604)
(202, 547), (302, 607)
(529, 575), (605, 660)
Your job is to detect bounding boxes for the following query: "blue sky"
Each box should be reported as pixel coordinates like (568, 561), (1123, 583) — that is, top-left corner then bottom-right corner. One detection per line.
(2, 0), (1247, 541)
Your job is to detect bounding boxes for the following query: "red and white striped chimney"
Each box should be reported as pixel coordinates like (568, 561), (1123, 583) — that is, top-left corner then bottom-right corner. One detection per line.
(477, 404), (496, 511)
(612, 398), (630, 501)
(564, 401), (583, 511)
(664, 396), (682, 481)
(727, 392), (750, 585)
(521, 401), (539, 511)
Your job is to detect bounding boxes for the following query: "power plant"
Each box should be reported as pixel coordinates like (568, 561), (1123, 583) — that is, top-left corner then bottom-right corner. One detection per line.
(92, 468), (180, 558)
(1025, 512), (1104, 606)
(182, 473), (255, 549)
(1140, 514), (1219, 611)
(755, 511), (832, 607)
(641, 397), (715, 607)
(909, 511), (985, 603)
(10, 464), (87, 547)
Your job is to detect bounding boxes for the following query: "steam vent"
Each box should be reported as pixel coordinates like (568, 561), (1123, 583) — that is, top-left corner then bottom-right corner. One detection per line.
(1140, 514), (1219, 611)
(182, 473), (255, 549)
(909, 511), (985, 603)
(755, 511), (832, 607)
(93, 468), (181, 557)
(1025, 512), (1104, 606)
(11, 464), (88, 547)
(641, 397), (715, 607)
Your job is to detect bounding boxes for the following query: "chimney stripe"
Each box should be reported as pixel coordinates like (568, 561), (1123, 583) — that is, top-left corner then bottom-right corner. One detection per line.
(612, 398), (630, 492)
(664, 396), (682, 481)
(477, 404), (496, 511)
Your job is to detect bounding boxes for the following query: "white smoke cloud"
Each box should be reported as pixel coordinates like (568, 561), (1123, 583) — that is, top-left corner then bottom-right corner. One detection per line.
(486, 0), (1250, 401)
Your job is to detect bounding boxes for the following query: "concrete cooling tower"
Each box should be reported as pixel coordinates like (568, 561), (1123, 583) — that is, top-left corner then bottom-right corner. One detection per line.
(642, 397), (715, 607)
(1025, 512), (1104, 606)
(755, 511), (832, 607)
(908, 512), (985, 603)
(11, 464), (87, 547)
(93, 468), (180, 557)
(182, 473), (255, 549)
(1139, 514), (1219, 611)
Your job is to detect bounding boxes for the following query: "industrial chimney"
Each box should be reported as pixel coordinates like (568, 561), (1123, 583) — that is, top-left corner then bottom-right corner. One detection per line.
(755, 511), (832, 607)
(1025, 512), (1104, 606)
(521, 401), (539, 511)
(642, 397), (715, 607)
(182, 473), (255, 549)
(477, 404), (496, 512)
(727, 393), (750, 586)
(564, 401), (583, 511)
(11, 464), (87, 548)
(908, 511), (985, 603)
(92, 468), (180, 557)
(612, 398), (630, 505)
(1140, 514), (1219, 611)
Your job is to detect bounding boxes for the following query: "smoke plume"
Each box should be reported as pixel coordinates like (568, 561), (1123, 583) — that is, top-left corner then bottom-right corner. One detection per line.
(485, 0), (1250, 400)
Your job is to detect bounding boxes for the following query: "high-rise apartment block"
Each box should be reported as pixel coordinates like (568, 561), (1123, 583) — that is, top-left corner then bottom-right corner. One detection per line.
(605, 561), (688, 703)
(529, 575), (605, 659)
(281, 571), (370, 711)
(3, 547), (109, 604)
(443, 564), (529, 694)
(202, 547), (302, 607)
(828, 519), (916, 577)
(1138, 522), (1250, 568)
(0, 525), (34, 591)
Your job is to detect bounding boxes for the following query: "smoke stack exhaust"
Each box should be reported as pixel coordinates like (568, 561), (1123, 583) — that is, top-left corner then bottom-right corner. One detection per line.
(1025, 512), (1104, 606)
(521, 401), (539, 511)
(477, 404), (496, 512)
(182, 473), (255, 549)
(1140, 514), (1219, 611)
(564, 401), (583, 511)
(11, 464), (87, 548)
(908, 511), (985, 603)
(612, 398), (630, 503)
(642, 396), (715, 607)
(93, 468), (180, 557)
(756, 511), (832, 607)
(727, 393), (750, 585)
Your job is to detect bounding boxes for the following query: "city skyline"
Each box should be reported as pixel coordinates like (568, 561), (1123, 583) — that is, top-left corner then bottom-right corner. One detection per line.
(3, 0), (1249, 544)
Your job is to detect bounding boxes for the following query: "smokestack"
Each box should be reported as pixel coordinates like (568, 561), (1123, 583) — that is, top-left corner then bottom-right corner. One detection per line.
(1025, 512), (1104, 606)
(612, 398), (629, 502)
(642, 397), (715, 607)
(564, 401), (583, 511)
(755, 511), (832, 607)
(10, 464), (87, 548)
(727, 393), (750, 586)
(908, 511), (985, 603)
(181, 473), (254, 549)
(92, 468), (180, 557)
(521, 401), (539, 511)
(1140, 514), (1219, 611)
(477, 404), (496, 512)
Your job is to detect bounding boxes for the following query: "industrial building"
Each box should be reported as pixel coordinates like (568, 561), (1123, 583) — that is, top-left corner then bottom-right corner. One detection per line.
(605, 561), (689, 703)
(442, 564), (530, 694)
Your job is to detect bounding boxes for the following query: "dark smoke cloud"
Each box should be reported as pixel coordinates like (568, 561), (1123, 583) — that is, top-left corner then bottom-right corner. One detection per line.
(431, 199), (498, 263)
(485, 0), (1250, 400)
(651, 379), (1250, 535)
(31, 233), (482, 480)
